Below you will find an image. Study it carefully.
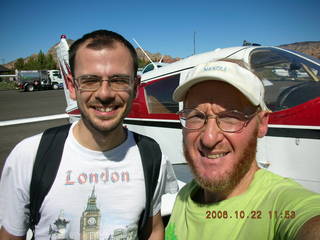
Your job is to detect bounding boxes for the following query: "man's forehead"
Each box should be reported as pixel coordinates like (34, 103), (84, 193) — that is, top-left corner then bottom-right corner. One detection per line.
(75, 41), (133, 68)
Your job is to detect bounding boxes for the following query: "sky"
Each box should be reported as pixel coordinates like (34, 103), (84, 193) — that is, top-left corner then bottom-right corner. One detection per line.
(1, 0), (319, 64)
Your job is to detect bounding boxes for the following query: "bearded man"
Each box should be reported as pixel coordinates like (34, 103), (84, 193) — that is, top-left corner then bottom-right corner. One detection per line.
(165, 60), (320, 240)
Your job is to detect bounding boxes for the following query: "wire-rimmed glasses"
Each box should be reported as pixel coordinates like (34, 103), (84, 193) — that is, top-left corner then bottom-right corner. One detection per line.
(177, 108), (260, 133)
(74, 74), (134, 91)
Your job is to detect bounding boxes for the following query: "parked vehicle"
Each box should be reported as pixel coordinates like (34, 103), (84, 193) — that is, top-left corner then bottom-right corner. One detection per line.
(17, 70), (64, 92)
(48, 70), (64, 90)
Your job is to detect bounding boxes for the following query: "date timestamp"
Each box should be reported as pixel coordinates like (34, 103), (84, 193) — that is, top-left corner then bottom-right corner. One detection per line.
(205, 210), (296, 220)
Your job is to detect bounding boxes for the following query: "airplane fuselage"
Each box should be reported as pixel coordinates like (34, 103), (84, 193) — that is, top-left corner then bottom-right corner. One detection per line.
(56, 36), (320, 193)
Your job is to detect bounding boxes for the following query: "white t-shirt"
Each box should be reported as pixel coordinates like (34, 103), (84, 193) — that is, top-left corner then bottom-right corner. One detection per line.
(0, 123), (178, 239)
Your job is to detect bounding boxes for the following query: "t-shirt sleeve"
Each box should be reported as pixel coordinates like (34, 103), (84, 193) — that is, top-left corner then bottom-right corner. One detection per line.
(150, 155), (179, 216)
(276, 186), (320, 239)
(0, 135), (41, 236)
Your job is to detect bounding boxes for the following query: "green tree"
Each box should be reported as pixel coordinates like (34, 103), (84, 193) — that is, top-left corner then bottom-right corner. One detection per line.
(18, 50), (58, 70)
(14, 58), (25, 70)
(37, 50), (46, 69)
(24, 55), (38, 70)
(45, 53), (57, 69)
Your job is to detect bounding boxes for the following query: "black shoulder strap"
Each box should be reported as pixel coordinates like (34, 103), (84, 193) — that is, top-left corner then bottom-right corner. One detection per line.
(29, 124), (71, 237)
(133, 132), (162, 240)
(28, 127), (160, 240)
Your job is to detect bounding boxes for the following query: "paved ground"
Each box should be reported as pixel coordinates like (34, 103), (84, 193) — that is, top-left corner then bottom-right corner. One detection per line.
(0, 90), (69, 174)
(0, 89), (66, 121)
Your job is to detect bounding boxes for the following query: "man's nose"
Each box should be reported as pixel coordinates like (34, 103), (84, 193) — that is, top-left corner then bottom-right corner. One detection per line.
(94, 81), (116, 100)
(200, 118), (224, 148)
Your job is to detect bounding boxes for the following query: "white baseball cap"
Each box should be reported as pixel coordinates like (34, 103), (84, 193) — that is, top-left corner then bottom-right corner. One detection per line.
(173, 60), (268, 110)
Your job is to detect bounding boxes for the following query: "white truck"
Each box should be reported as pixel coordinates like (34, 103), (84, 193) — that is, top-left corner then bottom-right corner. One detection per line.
(17, 70), (64, 92)
(47, 70), (64, 90)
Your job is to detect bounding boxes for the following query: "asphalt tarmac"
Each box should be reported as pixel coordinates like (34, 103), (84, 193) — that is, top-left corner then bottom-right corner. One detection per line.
(0, 90), (69, 175)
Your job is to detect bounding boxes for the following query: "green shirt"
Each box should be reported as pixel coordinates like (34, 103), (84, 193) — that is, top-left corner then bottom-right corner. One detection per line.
(165, 169), (320, 240)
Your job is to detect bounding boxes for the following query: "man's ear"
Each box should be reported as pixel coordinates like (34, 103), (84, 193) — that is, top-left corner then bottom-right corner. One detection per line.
(67, 74), (77, 100)
(257, 111), (270, 138)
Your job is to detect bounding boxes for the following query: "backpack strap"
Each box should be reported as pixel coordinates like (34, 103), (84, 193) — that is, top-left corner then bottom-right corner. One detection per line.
(28, 126), (161, 240)
(133, 132), (162, 240)
(29, 124), (71, 238)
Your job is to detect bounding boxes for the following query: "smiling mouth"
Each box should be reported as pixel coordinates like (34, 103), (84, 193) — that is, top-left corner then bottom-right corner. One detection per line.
(200, 150), (229, 159)
(94, 106), (117, 112)
(207, 153), (228, 159)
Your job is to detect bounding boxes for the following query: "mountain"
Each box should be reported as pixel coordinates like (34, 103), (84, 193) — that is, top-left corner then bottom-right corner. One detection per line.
(135, 48), (181, 63)
(279, 41), (320, 59)
(3, 40), (320, 70)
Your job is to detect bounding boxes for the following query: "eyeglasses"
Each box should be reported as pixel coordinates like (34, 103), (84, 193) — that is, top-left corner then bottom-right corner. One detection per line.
(177, 108), (260, 133)
(74, 74), (134, 91)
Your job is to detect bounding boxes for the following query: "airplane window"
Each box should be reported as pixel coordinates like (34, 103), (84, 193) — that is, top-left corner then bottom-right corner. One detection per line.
(142, 63), (167, 74)
(250, 48), (320, 111)
(143, 64), (154, 73)
(144, 74), (179, 114)
(53, 72), (61, 78)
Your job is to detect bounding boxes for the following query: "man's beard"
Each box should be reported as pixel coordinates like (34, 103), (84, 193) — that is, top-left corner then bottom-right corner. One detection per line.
(78, 95), (133, 135)
(81, 111), (123, 134)
(183, 128), (258, 196)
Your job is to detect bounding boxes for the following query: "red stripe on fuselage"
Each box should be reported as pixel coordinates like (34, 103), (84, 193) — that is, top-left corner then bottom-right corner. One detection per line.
(268, 97), (320, 126)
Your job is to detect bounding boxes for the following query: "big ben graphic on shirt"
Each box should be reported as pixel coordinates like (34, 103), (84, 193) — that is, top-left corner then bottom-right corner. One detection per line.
(48, 182), (138, 239)
(80, 186), (101, 240)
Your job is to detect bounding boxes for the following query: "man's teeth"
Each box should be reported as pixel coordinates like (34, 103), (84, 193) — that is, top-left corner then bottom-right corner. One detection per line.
(207, 153), (227, 159)
(96, 107), (113, 112)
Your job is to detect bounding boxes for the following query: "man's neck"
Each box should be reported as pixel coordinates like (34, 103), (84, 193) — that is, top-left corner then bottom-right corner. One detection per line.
(72, 120), (127, 151)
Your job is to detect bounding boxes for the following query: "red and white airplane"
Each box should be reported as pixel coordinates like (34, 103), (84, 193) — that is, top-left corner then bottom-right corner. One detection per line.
(56, 35), (320, 198)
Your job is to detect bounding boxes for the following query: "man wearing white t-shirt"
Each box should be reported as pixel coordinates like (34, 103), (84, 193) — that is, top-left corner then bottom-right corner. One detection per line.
(0, 30), (178, 240)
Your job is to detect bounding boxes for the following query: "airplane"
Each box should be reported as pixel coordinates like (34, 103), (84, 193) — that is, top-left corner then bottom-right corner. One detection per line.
(56, 35), (320, 201)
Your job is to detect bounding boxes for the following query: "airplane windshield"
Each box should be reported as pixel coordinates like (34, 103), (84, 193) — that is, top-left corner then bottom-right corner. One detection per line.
(249, 48), (320, 112)
(285, 49), (320, 65)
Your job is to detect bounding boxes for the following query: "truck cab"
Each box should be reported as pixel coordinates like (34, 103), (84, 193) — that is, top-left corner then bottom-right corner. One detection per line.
(47, 70), (64, 90)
